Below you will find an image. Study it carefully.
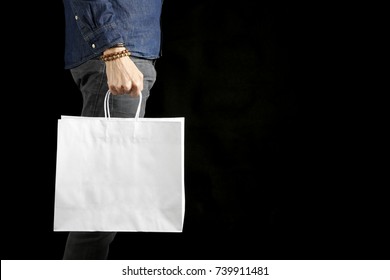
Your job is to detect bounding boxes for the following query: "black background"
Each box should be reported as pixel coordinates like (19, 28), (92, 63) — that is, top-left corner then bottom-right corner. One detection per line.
(2, 1), (387, 260)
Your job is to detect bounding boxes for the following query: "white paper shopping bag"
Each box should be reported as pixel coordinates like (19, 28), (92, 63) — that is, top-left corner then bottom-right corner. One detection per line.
(54, 92), (185, 232)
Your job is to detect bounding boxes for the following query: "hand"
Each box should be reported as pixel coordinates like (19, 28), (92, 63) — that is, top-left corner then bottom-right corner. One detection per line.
(104, 47), (143, 97)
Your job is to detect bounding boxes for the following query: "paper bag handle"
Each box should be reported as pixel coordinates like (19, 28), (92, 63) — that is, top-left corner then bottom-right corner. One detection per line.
(103, 90), (143, 119)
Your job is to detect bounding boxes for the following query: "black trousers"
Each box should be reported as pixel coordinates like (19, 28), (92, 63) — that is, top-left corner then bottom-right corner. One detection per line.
(63, 232), (117, 259)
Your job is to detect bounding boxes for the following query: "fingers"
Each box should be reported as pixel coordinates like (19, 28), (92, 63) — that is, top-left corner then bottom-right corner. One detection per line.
(106, 57), (144, 96)
(109, 83), (142, 96)
(129, 77), (143, 97)
(109, 76), (143, 96)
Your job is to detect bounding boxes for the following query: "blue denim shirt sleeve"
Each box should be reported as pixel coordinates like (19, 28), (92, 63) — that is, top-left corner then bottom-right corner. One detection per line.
(63, 0), (163, 69)
(70, 0), (124, 52)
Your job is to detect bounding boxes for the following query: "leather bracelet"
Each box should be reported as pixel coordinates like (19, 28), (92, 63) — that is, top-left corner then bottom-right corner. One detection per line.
(110, 43), (126, 48)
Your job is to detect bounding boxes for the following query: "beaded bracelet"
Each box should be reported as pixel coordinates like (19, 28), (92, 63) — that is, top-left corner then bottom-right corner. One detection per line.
(100, 49), (131, 62)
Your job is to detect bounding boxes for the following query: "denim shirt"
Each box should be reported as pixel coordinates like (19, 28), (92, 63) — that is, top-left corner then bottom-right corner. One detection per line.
(63, 0), (163, 69)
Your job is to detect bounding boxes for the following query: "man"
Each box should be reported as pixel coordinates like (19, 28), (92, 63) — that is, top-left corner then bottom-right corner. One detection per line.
(61, 0), (164, 259)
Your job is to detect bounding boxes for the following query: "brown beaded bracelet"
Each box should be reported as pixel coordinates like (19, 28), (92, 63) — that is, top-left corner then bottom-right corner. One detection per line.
(100, 49), (131, 62)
